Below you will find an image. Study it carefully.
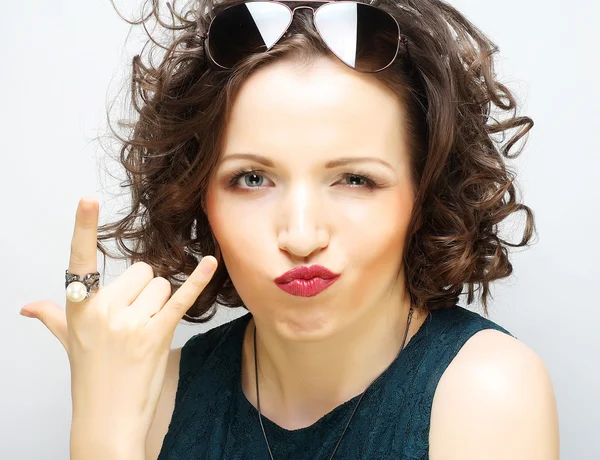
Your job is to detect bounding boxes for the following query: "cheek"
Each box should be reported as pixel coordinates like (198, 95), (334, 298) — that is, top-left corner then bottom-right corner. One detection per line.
(340, 188), (414, 268)
(205, 188), (271, 272)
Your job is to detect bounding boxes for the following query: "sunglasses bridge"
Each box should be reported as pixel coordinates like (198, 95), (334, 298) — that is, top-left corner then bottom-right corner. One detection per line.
(199, 3), (348, 42)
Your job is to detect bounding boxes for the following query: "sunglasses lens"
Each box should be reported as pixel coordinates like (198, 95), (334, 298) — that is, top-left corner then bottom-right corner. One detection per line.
(208, 2), (292, 68)
(314, 2), (400, 72)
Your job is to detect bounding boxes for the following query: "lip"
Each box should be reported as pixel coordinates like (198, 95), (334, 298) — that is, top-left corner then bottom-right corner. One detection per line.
(274, 265), (341, 298)
(274, 265), (340, 283)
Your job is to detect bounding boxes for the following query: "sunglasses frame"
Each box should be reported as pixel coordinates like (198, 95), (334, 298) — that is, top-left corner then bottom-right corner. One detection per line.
(200, 0), (410, 73)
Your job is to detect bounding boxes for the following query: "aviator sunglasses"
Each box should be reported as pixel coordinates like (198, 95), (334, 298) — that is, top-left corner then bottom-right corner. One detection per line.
(201, 0), (410, 73)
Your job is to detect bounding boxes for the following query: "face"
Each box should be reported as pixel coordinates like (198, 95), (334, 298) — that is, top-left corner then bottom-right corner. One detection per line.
(205, 56), (415, 341)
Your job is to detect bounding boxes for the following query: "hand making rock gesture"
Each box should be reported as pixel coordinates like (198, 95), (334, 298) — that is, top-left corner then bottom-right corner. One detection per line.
(20, 196), (217, 458)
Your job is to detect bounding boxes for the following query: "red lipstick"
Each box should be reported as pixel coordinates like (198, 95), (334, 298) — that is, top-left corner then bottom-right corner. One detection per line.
(274, 265), (340, 297)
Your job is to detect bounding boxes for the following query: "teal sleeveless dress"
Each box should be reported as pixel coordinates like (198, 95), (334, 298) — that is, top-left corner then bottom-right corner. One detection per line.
(157, 305), (513, 459)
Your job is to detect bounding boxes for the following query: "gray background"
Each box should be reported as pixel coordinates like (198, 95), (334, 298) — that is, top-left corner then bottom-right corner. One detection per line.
(2, 0), (598, 458)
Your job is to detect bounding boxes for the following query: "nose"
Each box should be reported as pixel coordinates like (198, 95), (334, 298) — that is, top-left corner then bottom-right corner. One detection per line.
(277, 181), (329, 259)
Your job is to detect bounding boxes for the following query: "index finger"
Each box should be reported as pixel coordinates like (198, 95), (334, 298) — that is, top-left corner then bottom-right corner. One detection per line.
(66, 196), (100, 308)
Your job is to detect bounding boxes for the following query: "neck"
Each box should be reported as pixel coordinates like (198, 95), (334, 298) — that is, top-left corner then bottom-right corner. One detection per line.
(241, 298), (424, 430)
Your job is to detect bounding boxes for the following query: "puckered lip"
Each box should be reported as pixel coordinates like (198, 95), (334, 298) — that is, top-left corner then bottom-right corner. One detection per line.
(274, 264), (340, 284)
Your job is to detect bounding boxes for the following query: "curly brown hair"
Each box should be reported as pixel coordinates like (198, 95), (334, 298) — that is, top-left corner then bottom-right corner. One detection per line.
(96, 0), (536, 323)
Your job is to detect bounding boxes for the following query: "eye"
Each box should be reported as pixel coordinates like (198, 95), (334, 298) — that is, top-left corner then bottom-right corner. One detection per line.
(226, 169), (383, 190)
(227, 169), (272, 189)
(338, 173), (380, 189)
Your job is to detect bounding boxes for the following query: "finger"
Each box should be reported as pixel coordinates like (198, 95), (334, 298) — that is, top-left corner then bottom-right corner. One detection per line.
(21, 301), (69, 351)
(126, 276), (172, 320)
(66, 197), (100, 312)
(150, 256), (217, 331)
(102, 262), (155, 308)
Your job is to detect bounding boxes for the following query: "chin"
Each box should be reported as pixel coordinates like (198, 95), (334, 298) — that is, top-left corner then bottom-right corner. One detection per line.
(273, 308), (339, 343)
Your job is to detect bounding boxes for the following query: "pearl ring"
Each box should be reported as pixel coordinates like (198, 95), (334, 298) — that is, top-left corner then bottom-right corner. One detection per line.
(65, 270), (101, 303)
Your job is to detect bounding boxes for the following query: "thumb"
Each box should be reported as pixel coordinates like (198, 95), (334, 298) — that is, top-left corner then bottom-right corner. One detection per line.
(20, 301), (68, 351)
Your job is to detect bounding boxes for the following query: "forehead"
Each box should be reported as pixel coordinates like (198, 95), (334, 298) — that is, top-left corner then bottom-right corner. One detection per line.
(222, 58), (409, 165)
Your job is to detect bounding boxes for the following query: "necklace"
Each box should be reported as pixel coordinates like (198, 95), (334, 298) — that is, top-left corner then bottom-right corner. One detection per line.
(253, 306), (415, 460)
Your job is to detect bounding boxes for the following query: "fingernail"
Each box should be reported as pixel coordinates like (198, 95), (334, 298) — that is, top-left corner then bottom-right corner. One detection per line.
(20, 309), (35, 318)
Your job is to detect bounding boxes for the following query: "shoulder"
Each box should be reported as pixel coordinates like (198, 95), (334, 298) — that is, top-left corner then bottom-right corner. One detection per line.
(429, 328), (560, 460)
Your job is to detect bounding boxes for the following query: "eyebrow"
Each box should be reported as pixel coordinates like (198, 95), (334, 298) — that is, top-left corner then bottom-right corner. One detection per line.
(219, 153), (394, 171)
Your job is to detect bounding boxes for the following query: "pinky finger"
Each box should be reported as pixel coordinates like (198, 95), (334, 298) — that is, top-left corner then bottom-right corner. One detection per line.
(149, 256), (217, 333)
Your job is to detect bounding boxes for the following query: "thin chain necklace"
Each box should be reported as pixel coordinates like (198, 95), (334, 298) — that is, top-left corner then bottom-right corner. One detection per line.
(253, 306), (415, 460)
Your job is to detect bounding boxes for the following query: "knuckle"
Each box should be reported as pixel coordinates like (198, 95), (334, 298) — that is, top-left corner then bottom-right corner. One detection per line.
(188, 275), (207, 290)
(77, 219), (96, 230)
(69, 246), (88, 266)
(168, 296), (187, 312)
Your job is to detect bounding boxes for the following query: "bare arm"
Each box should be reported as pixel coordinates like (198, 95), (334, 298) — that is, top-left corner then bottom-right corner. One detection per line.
(145, 347), (182, 460)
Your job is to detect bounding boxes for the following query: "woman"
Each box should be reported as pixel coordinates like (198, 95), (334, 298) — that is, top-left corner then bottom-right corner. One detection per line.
(20, 0), (559, 458)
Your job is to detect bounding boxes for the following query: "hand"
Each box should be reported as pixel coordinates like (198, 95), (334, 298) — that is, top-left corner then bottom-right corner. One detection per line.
(20, 196), (217, 446)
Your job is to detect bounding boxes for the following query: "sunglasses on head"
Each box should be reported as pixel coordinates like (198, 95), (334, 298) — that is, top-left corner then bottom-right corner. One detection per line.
(201, 0), (410, 73)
